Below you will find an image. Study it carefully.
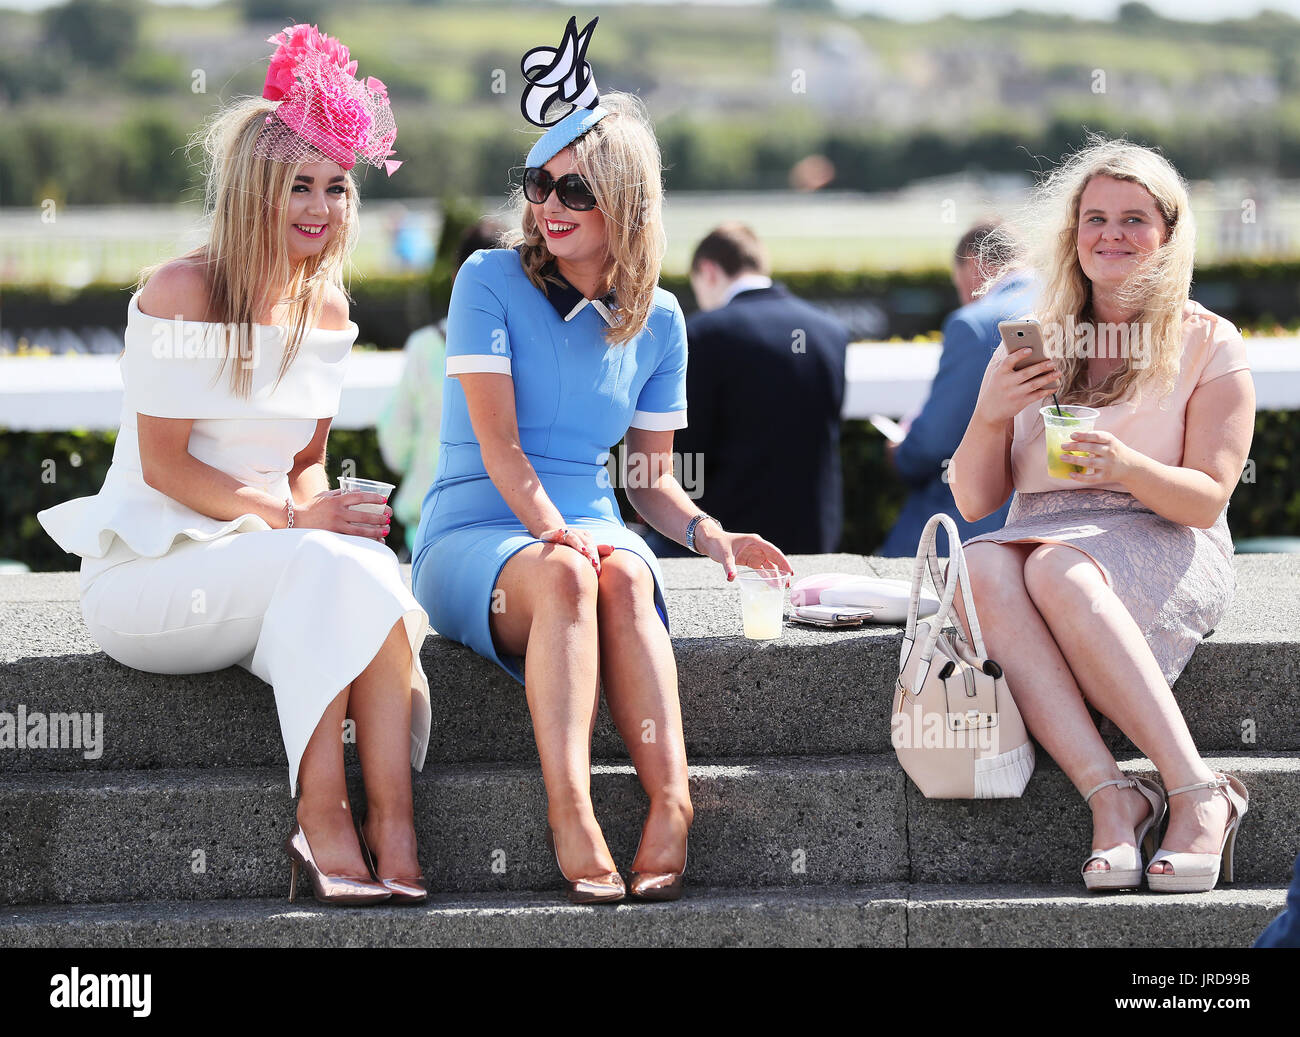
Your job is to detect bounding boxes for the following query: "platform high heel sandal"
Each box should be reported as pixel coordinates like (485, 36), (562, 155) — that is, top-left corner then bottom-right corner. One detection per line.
(1146, 773), (1249, 894)
(284, 825), (392, 905)
(628, 833), (689, 902)
(1080, 776), (1167, 892)
(547, 829), (625, 905)
(357, 824), (428, 904)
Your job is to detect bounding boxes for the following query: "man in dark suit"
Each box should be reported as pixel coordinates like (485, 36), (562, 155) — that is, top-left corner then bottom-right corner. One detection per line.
(878, 223), (1035, 557)
(655, 223), (848, 556)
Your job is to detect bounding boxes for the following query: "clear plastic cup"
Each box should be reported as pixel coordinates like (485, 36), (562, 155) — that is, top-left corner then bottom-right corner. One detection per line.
(1041, 405), (1099, 480)
(338, 476), (395, 515)
(736, 567), (789, 640)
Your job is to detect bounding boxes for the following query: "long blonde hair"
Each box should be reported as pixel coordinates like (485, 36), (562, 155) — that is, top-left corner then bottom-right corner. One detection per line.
(139, 97), (359, 396)
(505, 91), (666, 346)
(982, 135), (1195, 408)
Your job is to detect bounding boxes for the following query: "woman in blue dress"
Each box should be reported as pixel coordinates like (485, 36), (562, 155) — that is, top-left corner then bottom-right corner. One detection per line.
(412, 79), (790, 902)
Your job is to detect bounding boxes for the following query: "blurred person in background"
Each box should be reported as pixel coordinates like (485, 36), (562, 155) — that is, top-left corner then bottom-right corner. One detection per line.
(650, 223), (847, 557)
(879, 222), (1035, 557)
(378, 217), (505, 557)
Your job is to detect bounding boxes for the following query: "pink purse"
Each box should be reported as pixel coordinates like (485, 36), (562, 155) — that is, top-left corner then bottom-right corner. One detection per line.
(891, 513), (1035, 799)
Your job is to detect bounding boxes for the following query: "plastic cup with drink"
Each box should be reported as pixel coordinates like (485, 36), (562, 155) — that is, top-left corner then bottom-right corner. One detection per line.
(1041, 405), (1100, 480)
(338, 476), (395, 516)
(736, 566), (790, 640)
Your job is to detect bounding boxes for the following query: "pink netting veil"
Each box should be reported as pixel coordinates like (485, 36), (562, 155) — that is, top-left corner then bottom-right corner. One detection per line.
(253, 24), (401, 176)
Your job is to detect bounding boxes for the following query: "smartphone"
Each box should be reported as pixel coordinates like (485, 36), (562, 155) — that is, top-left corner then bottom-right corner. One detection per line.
(791, 604), (872, 628)
(998, 319), (1049, 371)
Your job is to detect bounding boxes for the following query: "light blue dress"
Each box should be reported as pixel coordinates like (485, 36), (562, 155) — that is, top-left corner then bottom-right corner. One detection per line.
(411, 248), (689, 684)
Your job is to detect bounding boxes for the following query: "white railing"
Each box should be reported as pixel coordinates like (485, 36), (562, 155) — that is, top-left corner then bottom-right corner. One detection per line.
(2, 340), (1297, 432)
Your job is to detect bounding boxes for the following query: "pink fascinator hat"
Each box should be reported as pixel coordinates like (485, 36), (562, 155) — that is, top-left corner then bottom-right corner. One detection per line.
(256, 24), (401, 176)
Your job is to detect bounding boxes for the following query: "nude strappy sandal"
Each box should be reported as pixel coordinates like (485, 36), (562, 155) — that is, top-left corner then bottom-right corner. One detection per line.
(1081, 775), (1167, 892)
(1146, 773), (1248, 894)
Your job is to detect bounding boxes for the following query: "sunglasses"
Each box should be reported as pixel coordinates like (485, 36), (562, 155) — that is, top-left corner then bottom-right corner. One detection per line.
(523, 167), (598, 212)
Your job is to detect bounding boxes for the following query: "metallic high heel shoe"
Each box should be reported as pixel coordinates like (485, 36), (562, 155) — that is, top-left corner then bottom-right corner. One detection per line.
(547, 829), (625, 904)
(628, 832), (689, 902)
(1146, 773), (1249, 893)
(284, 824), (392, 905)
(356, 823), (428, 903)
(1080, 775), (1166, 892)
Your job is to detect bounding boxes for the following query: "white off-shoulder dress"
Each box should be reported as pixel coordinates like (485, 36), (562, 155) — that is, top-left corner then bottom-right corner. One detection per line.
(37, 295), (432, 793)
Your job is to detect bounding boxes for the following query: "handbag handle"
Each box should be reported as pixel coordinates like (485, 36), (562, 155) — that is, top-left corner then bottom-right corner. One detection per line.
(902, 514), (989, 679)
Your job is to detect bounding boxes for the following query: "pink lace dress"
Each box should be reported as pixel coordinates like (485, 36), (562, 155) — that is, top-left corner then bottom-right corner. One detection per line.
(958, 302), (1251, 686)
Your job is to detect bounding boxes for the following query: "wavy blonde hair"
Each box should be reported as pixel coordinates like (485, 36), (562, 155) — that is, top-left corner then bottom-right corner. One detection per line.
(139, 97), (359, 396)
(981, 135), (1195, 408)
(504, 91), (666, 346)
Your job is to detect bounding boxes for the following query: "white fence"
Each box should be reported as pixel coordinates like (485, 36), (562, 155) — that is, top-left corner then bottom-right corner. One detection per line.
(3, 340), (1297, 432)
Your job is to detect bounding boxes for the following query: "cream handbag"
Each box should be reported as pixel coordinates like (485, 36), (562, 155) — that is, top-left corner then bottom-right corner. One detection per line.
(891, 513), (1035, 799)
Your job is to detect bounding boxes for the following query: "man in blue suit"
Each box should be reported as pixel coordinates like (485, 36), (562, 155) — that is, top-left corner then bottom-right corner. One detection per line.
(651, 223), (848, 557)
(1255, 852), (1300, 947)
(878, 223), (1036, 557)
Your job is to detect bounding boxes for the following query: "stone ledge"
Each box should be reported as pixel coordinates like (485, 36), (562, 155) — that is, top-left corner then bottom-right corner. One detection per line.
(0, 884), (1285, 949)
(0, 753), (1295, 905)
(3, 554), (1298, 769)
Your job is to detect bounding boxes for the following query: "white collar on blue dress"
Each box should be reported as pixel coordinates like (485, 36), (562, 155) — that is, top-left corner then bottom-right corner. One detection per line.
(537, 259), (617, 327)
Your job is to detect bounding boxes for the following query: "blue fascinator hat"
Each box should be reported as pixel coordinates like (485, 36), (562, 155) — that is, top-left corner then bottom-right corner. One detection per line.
(521, 16), (609, 168)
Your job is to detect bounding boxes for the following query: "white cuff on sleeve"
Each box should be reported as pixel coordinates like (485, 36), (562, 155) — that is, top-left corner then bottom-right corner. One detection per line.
(446, 354), (512, 376)
(629, 408), (687, 431)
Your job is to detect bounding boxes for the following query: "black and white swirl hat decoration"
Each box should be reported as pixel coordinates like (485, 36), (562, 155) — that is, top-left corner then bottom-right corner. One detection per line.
(522, 16), (610, 169)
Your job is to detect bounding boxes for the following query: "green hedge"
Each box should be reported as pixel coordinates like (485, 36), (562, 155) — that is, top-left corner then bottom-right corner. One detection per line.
(6, 412), (1296, 572)
(10, 257), (1300, 352)
(2, 428), (406, 572)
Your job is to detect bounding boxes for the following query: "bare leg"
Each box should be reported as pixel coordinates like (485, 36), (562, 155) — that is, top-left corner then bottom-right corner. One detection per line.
(953, 542), (1151, 866)
(296, 686), (369, 876)
(1020, 544), (1229, 870)
(595, 551), (692, 873)
(491, 543), (617, 878)
(352, 618), (422, 880)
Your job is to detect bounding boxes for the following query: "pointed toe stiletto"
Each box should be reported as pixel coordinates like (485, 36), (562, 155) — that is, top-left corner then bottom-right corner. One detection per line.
(627, 835), (688, 902)
(1080, 776), (1166, 892)
(547, 829), (625, 905)
(284, 825), (392, 906)
(357, 824), (429, 904)
(1146, 773), (1248, 894)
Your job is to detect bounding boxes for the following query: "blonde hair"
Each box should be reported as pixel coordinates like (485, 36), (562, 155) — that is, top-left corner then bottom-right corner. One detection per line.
(981, 135), (1195, 408)
(139, 97), (359, 396)
(505, 92), (666, 346)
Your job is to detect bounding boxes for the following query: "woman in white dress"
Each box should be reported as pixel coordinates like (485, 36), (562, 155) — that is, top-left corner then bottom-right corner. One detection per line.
(38, 25), (431, 905)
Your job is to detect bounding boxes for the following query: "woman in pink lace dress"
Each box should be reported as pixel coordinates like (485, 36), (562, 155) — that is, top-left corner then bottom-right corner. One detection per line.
(950, 138), (1254, 894)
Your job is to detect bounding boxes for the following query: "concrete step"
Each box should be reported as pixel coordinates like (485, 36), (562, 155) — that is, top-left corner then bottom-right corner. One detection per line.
(1, 753), (1295, 906)
(3, 554), (1297, 772)
(0, 884), (1286, 948)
